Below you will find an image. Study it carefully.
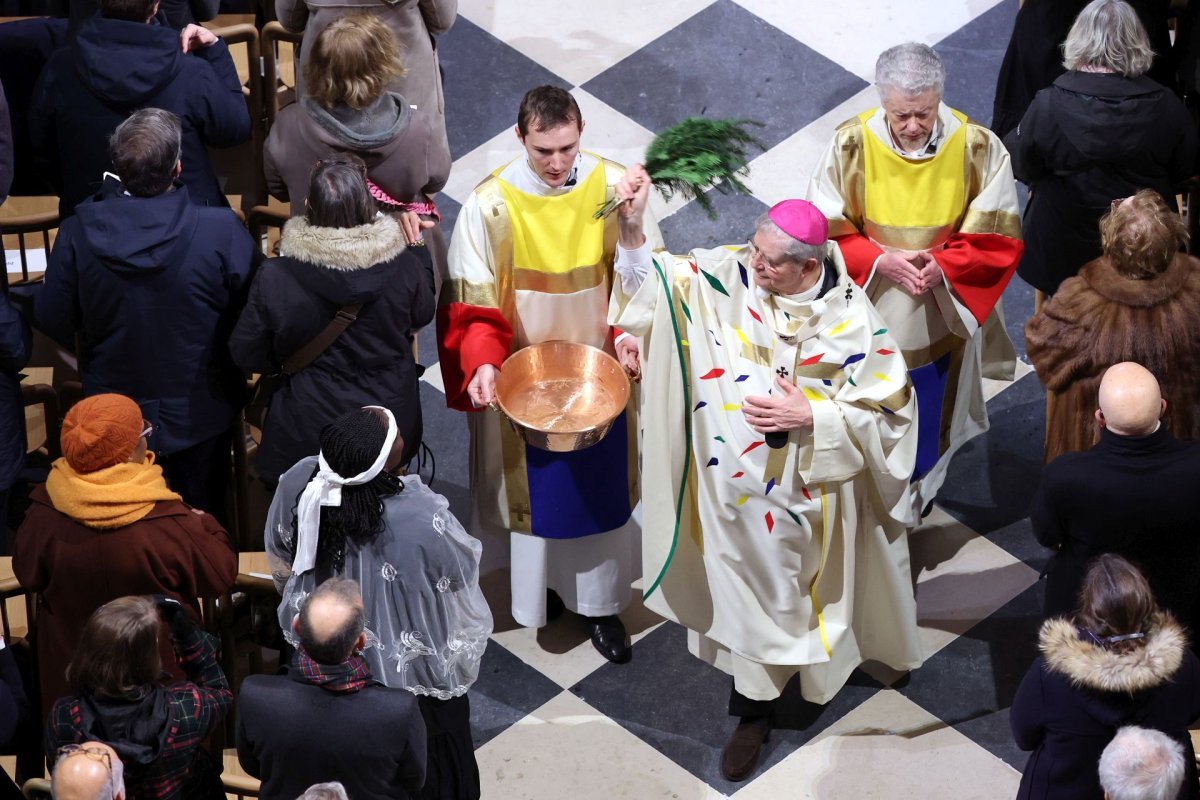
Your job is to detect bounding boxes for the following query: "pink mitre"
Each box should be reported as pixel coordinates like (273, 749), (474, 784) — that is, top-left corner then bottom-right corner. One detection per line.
(767, 199), (828, 245)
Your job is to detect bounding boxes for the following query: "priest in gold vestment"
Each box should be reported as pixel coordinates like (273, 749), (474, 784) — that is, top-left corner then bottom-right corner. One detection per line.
(437, 86), (662, 664)
(808, 43), (1023, 514)
(610, 176), (922, 782)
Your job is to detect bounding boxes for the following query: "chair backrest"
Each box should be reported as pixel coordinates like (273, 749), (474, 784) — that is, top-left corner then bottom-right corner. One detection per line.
(20, 777), (50, 800)
(2, 210), (60, 290)
(203, 21), (265, 213)
(261, 22), (303, 130)
(246, 205), (290, 257)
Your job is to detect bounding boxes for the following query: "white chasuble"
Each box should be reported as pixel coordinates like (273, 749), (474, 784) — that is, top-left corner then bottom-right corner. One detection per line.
(611, 243), (924, 703)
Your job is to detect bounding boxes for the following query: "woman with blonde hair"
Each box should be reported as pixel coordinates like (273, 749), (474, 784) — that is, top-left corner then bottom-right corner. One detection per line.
(264, 13), (450, 223)
(1005, 0), (1196, 295)
(1026, 189), (1200, 462)
(1012, 554), (1200, 799)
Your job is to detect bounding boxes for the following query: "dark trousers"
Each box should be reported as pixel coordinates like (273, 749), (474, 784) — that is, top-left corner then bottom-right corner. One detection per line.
(160, 428), (233, 527)
(729, 680), (775, 720)
(418, 693), (481, 800)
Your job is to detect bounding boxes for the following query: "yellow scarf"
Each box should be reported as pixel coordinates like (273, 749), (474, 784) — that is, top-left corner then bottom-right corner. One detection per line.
(45, 455), (183, 529)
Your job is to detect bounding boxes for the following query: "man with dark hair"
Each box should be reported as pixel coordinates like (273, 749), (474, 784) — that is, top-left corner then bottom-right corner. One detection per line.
(33, 109), (258, 520)
(437, 85), (663, 664)
(29, 0), (248, 218)
(237, 578), (427, 800)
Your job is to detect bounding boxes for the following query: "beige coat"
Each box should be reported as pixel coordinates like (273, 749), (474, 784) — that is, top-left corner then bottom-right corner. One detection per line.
(276, 0), (456, 164)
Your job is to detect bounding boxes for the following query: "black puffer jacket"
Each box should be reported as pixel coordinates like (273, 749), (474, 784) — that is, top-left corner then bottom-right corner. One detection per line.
(1004, 71), (1196, 295)
(229, 215), (435, 483)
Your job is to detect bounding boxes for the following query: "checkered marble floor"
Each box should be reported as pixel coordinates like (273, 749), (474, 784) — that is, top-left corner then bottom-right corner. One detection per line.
(414, 1), (1051, 797)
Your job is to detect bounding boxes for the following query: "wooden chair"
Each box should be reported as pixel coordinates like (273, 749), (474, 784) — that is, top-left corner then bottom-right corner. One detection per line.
(261, 22), (303, 130)
(204, 22), (266, 214)
(1, 210), (59, 290)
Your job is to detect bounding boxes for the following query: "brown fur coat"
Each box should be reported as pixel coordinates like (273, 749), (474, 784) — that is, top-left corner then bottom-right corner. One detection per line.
(1025, 252), (1200, 462)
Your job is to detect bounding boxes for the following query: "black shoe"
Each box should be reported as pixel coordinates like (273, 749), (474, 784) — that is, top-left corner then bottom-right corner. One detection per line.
(721, 716), (771, 782)
(588, 615), (631, 663)
(546, 589), (565, 622)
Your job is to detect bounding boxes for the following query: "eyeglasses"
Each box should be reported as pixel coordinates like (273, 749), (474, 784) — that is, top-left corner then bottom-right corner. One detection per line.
(57, 744), (112, 771)
(139, 421), (154, 440)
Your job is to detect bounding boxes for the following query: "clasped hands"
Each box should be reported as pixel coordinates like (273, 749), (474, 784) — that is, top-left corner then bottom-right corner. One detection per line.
(742, 377), (814, 434)
(876, 250), (944, 295)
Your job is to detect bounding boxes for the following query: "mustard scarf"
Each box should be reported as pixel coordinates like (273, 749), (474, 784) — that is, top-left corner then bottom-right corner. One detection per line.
(45, 455), (183, 529)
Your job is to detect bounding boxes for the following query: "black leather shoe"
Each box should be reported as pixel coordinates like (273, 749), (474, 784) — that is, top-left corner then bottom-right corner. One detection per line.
(546, 589), (565, 622)
(721, 716), (771, 782)
(588, 615), (631, 663)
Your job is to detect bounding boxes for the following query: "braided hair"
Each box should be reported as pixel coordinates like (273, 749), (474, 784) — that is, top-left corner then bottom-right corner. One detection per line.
(308, 408), (403, 572)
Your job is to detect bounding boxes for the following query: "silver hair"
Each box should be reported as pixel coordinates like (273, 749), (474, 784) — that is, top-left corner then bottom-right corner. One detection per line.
(297, 783), (351, 800)
(752, 214), (824, 265)
(1063, 0), (1154, 77)
(1099, 726), (1186, 800)
(875, 42), (945, 99)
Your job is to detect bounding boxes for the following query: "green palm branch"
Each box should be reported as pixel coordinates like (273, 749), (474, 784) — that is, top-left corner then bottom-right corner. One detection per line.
(594, 117), (765, 221)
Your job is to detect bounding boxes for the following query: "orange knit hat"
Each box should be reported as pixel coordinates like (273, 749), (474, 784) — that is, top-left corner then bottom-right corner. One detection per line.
(60, 394), (144, 473)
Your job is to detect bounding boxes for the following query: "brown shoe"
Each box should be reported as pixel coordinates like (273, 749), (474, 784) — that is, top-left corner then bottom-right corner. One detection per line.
(720, 717), (771, 782)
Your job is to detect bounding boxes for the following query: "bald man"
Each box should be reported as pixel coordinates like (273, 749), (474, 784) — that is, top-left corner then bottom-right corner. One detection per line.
(1032, 362), (1200, 626)
(51, 742), (125, 800)
(236, 578), (427, 800)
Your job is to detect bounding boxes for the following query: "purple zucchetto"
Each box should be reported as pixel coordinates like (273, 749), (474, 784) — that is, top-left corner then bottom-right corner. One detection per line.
(767, 199), (828, 245)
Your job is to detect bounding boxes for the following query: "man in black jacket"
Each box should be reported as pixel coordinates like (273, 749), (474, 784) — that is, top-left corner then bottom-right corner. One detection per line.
(1032, 362), (1200, 627)
(33, 109), (257, 521)
(29, 0), (249, 219)
(236, 578), (428, 800)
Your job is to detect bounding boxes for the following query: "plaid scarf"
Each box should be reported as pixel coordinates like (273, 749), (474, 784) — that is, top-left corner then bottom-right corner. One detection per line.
(295, 648), (373, 694)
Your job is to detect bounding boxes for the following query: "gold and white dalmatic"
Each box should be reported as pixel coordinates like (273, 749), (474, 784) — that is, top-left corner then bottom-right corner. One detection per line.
(611, 243), (924, 703)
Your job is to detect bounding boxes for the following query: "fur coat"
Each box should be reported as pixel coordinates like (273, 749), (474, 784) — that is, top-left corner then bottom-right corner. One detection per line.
(1011, 614), (1200, 799)
(1026, 252), (1200, 463)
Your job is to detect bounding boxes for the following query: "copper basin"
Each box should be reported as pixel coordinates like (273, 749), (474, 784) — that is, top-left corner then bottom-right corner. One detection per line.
(494, 341), (631, 452)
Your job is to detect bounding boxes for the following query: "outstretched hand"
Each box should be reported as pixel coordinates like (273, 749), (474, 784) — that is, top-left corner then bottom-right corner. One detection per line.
(742, 377), (814, 433)
(468, 364), (499, 407)
(615, 164), (650, 248)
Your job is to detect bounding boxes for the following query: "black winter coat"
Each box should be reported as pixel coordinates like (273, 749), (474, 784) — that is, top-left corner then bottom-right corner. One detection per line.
(1012, 615), (1200, 800)
(29, 15), (250, 218)
(33, 179), (257, 455)
(229, 215), (435, 483)
(1031, 427), (1200, 626)
(1004, 71), (1196, 295)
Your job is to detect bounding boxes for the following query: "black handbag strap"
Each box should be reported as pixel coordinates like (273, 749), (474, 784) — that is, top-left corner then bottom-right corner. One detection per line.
(280, 302), (365, 375)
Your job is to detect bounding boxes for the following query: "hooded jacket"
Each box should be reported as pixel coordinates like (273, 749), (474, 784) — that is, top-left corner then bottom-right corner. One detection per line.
(229, 214), (435, 482)
(33, 178), (258, 455)
(29, 14), (250, 218)
(264, 92), (450, 217)
(1011, 615), (1200, 799)
(1004, 71), (1197, 294)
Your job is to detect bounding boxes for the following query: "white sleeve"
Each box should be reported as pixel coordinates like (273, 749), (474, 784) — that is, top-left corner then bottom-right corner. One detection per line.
(614, 241), (653, 296)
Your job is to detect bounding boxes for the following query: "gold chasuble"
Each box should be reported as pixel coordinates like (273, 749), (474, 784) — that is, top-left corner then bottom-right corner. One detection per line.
(439, 153), (662, 541)
(808, 103), (1023, 514)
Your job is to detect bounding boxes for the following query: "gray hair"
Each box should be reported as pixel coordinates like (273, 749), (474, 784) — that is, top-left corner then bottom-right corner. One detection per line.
(51, 746), (126, 800)
(1064, 0), (1154, 77)
(875, 43), (945, 99)
(108, 108), (182, 198)
(1099, 726), (1186, 800)
(752, 214), (824, 265)
(298, 783), (351, 800)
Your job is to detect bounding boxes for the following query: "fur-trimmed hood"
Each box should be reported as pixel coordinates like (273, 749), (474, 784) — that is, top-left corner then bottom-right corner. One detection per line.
(279, 215), (406, 271)
(1040, 614), (1187, 694)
